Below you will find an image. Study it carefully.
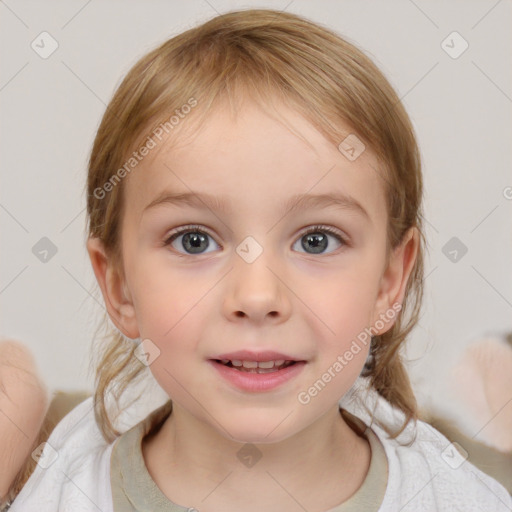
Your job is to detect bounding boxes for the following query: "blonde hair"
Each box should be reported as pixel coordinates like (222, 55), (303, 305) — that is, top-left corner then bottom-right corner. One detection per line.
(86, 8), (426, 443)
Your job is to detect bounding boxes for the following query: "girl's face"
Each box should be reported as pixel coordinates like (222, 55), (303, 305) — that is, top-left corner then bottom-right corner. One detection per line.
(92, 99), (416, 443)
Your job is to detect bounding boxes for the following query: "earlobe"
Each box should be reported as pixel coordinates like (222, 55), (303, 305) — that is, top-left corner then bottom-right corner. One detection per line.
(372, 227), (419, 333)
(86, 237), (140, 339)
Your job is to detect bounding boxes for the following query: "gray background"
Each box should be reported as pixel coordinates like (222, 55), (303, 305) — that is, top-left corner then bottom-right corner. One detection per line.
(1, 0), (511, 424)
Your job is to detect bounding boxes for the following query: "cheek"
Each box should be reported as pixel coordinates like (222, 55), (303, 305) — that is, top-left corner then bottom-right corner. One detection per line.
(131, 276), (211, 399)
(127, 255), (220, 378)
(125, 245), (205, 336)
(133, 280), (205, 345)
(307, 263), (382, 340)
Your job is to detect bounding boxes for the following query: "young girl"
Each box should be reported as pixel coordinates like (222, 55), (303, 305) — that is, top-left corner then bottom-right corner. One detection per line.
(7, 8), (511, 511)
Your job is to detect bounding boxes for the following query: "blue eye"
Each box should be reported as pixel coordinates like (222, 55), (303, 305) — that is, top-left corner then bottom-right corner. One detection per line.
(164, 225), (347, 256)
(164, 225), (219, 255)
(292, 226), (346, 255)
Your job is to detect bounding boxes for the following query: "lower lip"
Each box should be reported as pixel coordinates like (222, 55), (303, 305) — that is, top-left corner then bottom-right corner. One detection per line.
(208, 360), (306, 392)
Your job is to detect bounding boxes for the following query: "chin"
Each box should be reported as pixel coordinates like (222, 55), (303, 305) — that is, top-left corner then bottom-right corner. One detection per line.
(215, 410), (300, 445)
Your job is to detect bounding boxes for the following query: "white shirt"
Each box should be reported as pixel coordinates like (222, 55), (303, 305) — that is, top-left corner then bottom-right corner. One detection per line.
(9, 377), (512, 511)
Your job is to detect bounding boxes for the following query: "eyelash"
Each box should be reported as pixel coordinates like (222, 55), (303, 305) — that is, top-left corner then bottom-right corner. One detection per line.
(301, 225), (347, 244)
(163, 224), (348, 254)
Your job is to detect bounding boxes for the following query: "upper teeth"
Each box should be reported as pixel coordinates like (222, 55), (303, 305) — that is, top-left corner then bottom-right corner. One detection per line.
(221, 359), (287, 368)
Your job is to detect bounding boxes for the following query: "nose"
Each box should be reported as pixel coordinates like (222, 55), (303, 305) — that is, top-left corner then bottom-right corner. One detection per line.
(223, 248), (291, 324)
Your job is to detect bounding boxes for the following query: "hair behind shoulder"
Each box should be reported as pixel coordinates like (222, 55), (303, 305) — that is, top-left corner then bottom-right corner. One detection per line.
(86, 8), (426, 443)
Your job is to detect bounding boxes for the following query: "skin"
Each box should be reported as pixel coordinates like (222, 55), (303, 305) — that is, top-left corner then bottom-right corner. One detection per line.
(88, 98), (419, 511)
(0, 340), (49, 501)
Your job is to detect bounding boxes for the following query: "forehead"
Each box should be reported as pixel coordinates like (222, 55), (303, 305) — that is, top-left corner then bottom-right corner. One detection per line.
(123, 99), (387, 224)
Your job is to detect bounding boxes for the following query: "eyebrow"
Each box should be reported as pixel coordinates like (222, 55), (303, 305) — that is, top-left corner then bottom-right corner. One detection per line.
(143, 190), (370, 221)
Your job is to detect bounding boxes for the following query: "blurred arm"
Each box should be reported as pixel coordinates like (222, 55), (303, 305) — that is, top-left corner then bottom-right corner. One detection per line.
(0, 340), (49, 500)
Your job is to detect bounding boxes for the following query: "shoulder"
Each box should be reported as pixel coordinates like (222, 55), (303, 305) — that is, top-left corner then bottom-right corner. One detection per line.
(375, 419), (512, 511)
(9, 385), (170, 512)
(9, 396), (114, 512)
(340, 377), (512, 511)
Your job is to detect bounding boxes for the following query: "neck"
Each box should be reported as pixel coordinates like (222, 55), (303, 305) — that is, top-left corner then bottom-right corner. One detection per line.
(142, 403), (371, 511)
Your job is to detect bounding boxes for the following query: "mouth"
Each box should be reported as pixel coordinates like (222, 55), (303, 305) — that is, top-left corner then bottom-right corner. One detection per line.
(208, 352), (307, 392)
(212, 358), (298, 374)
(208, 350), (307, 391)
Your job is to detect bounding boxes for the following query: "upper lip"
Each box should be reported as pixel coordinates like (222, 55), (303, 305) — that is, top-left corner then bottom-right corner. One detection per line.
(211, 350), (304, 362)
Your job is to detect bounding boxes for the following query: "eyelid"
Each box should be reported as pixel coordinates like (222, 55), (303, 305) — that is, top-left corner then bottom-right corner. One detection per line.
(163, 224), (219, 246)
(300, 224), (349, 245)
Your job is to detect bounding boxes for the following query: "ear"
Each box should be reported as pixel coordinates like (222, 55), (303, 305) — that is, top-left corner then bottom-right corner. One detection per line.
(371, 226), (419, 334)
(86, 237), (140, 340)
